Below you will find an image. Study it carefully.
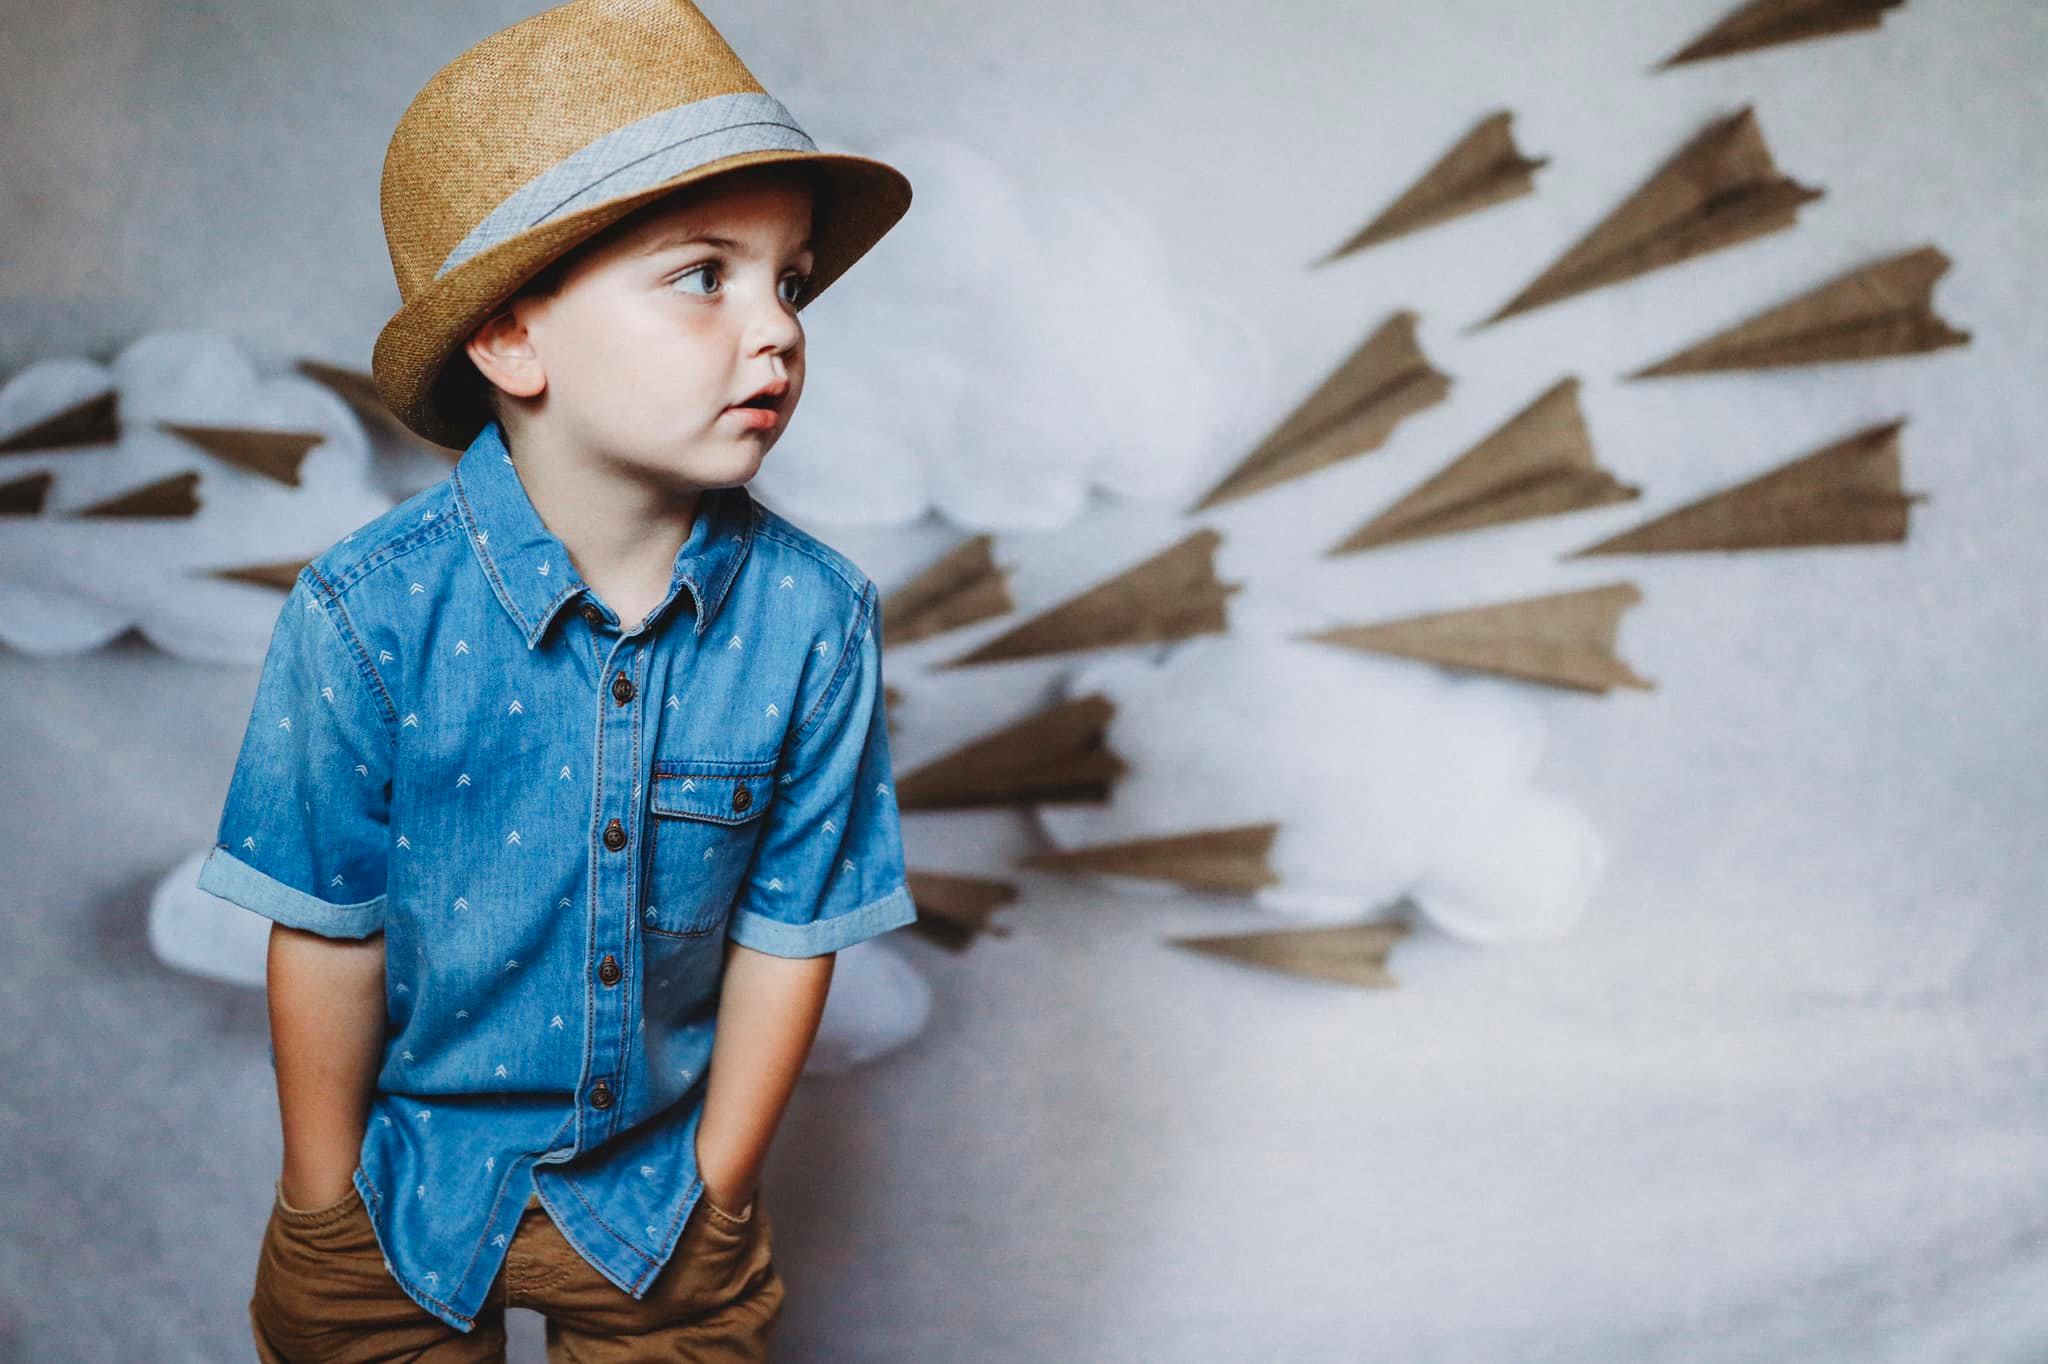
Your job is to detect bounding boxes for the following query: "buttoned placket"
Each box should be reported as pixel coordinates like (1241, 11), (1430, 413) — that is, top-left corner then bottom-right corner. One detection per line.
(575, 583), (690, 1151)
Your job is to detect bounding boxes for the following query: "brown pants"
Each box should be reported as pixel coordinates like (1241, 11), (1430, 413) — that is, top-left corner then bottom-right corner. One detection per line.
(249, 1181), (784, 1362)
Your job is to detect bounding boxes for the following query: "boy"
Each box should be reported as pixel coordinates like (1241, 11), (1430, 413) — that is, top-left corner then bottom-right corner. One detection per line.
(196, 1), (917, 1357)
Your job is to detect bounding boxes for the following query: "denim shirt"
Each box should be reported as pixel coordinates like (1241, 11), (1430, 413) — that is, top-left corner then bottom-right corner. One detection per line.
(196, 417), (916, 1332)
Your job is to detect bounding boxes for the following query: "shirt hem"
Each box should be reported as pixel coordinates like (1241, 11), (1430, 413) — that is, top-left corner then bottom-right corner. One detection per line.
(725, 882), (917, 957)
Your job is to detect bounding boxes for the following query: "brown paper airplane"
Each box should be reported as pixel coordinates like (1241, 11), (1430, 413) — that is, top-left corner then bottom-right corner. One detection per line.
(1567, 420), (1922, 557)
(1186, 312), (1451, 512)
(1316, 110), (1548, 261)
(0, 470), (55, 516)
(1017, 822), (1282, 896)
(905, 869), (1020, 952)
(1660, 0), (1906, 69)
(1629, 245), (1968, 378)
(1172, 915), (1415, 989)
(296, 359), (462, 458)
(1481, 107), (1822, 328)
(895, 692), (1127, 811)
(881, 534), (1016, 649)
(1328, 377), (1639, 554)
(1300, 581), (1653, 694)
(157, 421), (326, 487)
(0, 390), (119, 454)
(940, 528), (1240, 668)
(68, 470), (202, 519)
(207, 557), (315, 591)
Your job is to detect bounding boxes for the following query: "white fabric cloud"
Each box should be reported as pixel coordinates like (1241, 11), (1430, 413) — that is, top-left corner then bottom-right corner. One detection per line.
(1035, 633), (1607, 942)
(752, 133), (1273, 530)
(0, 328), (391, 662)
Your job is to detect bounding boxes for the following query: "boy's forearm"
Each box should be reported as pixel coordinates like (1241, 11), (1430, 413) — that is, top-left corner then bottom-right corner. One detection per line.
(696, 940), (836, 1209)
(267, 922), (387, 1207)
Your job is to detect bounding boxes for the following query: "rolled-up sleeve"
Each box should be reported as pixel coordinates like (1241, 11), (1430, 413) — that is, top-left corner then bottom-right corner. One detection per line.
(196, 572), (395, 939)
(727, 579), (917, 957)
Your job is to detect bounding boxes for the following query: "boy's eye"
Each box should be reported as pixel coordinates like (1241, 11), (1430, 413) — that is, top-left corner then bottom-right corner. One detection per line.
(779, 272), (812, 305)
(672, 263), (720, 296)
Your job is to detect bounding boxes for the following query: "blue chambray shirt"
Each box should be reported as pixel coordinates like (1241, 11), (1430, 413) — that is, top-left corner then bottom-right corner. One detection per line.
(196, 416), (916, 1332)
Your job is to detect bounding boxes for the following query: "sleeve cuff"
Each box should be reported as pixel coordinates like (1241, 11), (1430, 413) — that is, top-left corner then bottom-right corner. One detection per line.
(725, 883), (917, 957)
(195, 844), (386, 940)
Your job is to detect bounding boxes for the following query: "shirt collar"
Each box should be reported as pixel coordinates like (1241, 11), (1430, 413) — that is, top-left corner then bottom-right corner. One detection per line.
(450, 418), (756, 649)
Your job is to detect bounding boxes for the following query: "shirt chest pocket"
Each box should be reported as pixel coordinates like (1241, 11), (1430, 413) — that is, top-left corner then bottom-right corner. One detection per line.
(641, 755), (777, 938)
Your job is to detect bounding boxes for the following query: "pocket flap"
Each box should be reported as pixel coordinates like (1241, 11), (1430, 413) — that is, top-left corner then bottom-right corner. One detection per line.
(650, 756), (776, 824)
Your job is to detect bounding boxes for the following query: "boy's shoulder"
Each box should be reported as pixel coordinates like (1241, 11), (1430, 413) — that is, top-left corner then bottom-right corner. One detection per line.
(299, 478), (464, 602)
(744, 499), (877, 613)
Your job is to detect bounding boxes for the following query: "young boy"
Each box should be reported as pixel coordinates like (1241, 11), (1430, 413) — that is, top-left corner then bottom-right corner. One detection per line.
(196, 2), (917, 1357)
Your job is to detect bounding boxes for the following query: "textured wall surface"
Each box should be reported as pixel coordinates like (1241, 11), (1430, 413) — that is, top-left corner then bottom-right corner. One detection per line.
(3, 1), (2045, 1360)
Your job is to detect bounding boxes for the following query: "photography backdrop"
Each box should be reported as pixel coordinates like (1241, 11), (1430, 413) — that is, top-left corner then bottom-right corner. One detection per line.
(3, 1), (2046, 1360)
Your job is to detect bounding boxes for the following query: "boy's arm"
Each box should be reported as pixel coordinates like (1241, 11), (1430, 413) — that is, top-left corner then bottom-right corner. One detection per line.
(269, 923), (388, 1209)
(695, 942), (836, 1212)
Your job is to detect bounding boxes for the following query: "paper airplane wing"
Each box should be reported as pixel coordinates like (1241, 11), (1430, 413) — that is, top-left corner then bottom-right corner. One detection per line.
(1630, 245), (1969, 377)
(895, 692), (1128, 810)
(1187, 312), (1451, 512)
(942, 528), (1240, 668)
(1172, 916), (1415, 989)
(1568, 420), (1923, 556)
(1660, 0), (1906, 69)
(70, 470), (203, 520)
(0, 470), (55, 516)
(158, 421), (326, 487)
(882, 533), (1017, 649)
(904, 869), (1019, 952)
(1318, 110), (1548, 261)
(1483, 107), (1822, 327)
(0, 390), (119, 454)
(1301, 581), (1653, 694)
(1018, 822), (1283, 895)
(1329, 377), (1640, 554)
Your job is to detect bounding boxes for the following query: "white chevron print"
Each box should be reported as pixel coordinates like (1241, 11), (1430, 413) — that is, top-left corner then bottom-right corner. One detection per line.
(330, 873), (345, 887)
(813, 639), (829, 657)
(402, 713), (418, 727)
(397, 835), (411, 849)
(410, 582), (425, 595)
(493, 1234), (507, 1248)
(455, 640), (469, 655)
(702, 847), (716, 861)
(504, 959), (519, 970)
(558, 896), (572, 909)
(876, 781), (890, 796)
(822, 819), (837, 834)
(476, 529), (489, 547)
(402, 1050), (414, 1061)
(321, 686), (335, 702)
(537, 561), (550, 576)
(666, 694), (680, 710)
(453, 897), (469, 911)
(494, 1065), (507, 1078)
(765, 703), (779, 718)
(728, 634), (743, 650)
(456, 1010), (469, 1019)
(842, 858), (857, 873)
(504, 830), (522, 846)
(417, 1109), (431, 1121)
(780, 575), (795, 588)
(276, 716), (291, 732)
(508, 699), (523, 714)
(457, 773), (470, 786)
(485, 1156), (495, 1172)
(765, 877), (784, 891)
(641, 1165), (654, 1177)
(380, 650), (394, 664)
(395, 983), (408, 994)
(355, 764), (369, 777)
(550, 1015), (564, 1029)
(241, 836), (256, 851)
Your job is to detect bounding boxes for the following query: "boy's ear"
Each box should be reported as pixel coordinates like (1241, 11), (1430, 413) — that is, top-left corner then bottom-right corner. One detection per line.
(464, 308), (547, 402)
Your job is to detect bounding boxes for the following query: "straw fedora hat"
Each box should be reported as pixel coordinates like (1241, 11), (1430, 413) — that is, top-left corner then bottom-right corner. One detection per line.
(371, 0), (912, 449)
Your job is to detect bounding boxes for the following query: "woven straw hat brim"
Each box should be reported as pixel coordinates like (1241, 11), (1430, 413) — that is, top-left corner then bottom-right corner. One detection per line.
(373, 147), (910, 450)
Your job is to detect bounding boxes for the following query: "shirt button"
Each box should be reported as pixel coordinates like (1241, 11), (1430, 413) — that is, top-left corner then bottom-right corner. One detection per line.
(598, 954), (622, 987)
(589, 1080), (613, 1110)
(611, 671), (636, 705)
(732, 784), (751, 813)
(581, 602), (603, 626)
(603, 818), (627, 852)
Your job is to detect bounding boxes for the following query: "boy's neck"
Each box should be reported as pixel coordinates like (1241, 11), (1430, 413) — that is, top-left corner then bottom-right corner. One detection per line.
(501, 424), (704, 631)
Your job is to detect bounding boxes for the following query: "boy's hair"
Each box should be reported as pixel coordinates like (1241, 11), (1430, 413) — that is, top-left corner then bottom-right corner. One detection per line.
(447, 163), (821, 437)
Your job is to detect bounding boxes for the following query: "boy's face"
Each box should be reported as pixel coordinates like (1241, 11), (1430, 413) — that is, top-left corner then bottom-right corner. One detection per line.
(469, 168), (815, 490)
